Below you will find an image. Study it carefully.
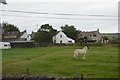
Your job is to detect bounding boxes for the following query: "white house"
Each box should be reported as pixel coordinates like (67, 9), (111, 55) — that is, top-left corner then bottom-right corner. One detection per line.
(52, 31), (75, 44)
(0, 42), (11, 49)
(20, 32), (31, 41)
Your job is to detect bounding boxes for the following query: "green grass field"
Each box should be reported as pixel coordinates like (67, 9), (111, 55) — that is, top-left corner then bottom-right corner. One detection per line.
(2, 45), (118, 78)
(102, 34), (119, 40)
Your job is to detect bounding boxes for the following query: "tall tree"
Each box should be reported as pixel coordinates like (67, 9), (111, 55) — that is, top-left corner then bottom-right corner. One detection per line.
(61, 24), (80, 40)
(1, 22), (20, 33)
(0, 0), (7, 4)
(33, 24), (57, 44)
(33, 31), (51, 43)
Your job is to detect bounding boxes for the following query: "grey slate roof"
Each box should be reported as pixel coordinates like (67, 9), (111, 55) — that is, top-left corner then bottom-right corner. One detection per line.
(79, 29), (102, 42)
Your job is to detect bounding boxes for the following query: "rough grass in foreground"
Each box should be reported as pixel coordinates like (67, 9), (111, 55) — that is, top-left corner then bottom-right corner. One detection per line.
(2, 46), (118, 78)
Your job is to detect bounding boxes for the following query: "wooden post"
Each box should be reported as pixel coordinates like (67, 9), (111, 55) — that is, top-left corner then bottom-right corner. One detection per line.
(26, 68), (30, 75)
(81, 74), (83, 80)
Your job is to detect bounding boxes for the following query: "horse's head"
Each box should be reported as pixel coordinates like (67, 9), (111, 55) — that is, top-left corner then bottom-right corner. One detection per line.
(85, 45), (89, 50)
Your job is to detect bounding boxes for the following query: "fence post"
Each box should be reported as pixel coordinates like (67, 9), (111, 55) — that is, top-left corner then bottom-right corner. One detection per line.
(81, 74), (83, 80)
(26, 68), (30, 75)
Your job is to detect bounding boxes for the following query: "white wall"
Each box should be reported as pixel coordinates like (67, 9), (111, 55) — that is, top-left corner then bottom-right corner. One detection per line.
(20, 32), (31, 41)
(53, 31), (75, 44)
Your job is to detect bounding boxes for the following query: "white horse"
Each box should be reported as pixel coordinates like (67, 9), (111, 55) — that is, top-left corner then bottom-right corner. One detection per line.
(74, 46), (89, 59)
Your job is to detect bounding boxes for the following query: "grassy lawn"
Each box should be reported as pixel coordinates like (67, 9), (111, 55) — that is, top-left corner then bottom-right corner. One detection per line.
(2, 45), (118, 78)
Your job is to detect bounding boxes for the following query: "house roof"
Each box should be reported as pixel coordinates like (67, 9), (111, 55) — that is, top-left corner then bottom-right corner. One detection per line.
(81, 31), (100, 36)
(4, 32), (20, 36)
(54, 31), (75, 41)
(0, 27), (20, 37)
(31, 31), (37, 38)
(79, 30), (102, 40)
(80, 29), (101, 36)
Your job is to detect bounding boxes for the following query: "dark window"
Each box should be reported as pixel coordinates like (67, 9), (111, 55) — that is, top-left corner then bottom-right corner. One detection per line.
(60, 35), (62, 38)
(54, 40), (56, 43)
(93, 35), (96, 37)
(90, 35), (92, 37)
(68, 41), (72, 43)
(60, 40), (62, 43)
(4, 45), (7, 47)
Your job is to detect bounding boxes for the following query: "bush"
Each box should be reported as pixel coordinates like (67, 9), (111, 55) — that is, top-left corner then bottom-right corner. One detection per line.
(75, 42), (103, 46)
(108, 37), (120, 44)
(87, 43), (103, 46)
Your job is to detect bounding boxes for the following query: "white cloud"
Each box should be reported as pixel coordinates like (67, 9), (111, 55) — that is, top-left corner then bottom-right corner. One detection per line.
(0, 1), (118, 33)
(6, 0), (119, 2)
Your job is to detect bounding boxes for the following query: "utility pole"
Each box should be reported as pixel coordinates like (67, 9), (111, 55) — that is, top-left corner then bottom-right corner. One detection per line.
(0, 1), (7, 79)
(37, 24), (40, 31)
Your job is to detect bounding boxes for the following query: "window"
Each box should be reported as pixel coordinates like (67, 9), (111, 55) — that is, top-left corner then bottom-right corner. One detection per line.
(93, 35), (96, 37)
(54, 40), (56, 43)
(90, 35), (92, 37)
(60, 40), (62, 43)
(60, 35), (62, 38)
(68, 41), (72, 43)
(4, 45), (8, 47)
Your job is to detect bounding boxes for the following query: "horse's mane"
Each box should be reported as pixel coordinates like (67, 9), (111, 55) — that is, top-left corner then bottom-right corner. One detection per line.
(83, 46), (89, 50)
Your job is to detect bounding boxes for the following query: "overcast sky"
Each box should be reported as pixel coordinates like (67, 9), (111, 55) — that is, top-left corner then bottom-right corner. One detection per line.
(0, 0), (119, 33)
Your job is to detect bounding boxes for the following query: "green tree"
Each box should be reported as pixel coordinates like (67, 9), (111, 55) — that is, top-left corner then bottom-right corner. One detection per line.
(61, 24), (80, 40)
(1, 22), (20, 32)
(0, 0), (7, 4)
(102, 36), (109, 40)
(33, 24), (57, 44)
(33, 31), (51, 43)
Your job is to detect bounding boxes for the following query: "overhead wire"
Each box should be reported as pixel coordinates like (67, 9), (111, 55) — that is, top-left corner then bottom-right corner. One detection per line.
(0, 9), (117, 20)
(0, 10), (117, 17)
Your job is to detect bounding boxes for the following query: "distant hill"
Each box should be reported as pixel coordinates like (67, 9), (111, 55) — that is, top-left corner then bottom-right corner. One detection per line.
(101, 33), (119, 40)
(101, 33), (119, 35)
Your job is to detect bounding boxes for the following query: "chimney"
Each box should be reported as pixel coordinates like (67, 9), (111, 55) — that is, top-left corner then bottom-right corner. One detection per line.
(24, 30), (27, 33)
(32, 31), (34, 34)
(97, 29), (99, 32)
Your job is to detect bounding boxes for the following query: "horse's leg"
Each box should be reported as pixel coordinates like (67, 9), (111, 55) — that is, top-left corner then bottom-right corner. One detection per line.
(77, 54), (79, 59)
(75, 53), (79, 59)
(83, 55), (86, 59)
(82, 55), (86, 59)
(74, 53), (76, 59)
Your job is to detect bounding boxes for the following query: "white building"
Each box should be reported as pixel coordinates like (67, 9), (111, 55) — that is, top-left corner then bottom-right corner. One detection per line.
(20, 32), (31, 41)
(52, 31), (75, 44)
(79, 29), (102, 43)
